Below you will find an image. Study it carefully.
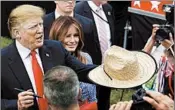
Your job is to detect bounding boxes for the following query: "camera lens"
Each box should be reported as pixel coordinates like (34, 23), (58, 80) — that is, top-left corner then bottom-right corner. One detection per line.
(155, 26), (171, 41)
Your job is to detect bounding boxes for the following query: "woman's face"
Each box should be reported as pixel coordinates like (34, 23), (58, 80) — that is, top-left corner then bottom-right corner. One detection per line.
(63, 25), (79, 52)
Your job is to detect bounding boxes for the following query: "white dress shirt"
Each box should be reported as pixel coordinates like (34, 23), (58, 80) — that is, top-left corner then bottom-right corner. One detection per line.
(16, 40), (44, 95)
(55, 10), (74, 19)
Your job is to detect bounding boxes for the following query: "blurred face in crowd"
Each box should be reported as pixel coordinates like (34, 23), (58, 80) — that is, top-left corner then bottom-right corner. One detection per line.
(63, 24), (79, 52)
(17, 17), (44, 50)
(55, 0), (75, 15)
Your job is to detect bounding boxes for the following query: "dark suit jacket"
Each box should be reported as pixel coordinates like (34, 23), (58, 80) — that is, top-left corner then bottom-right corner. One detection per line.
(75, 1), (116, 46)
(43, 12), (102, 65)
(1, 40), (96, 110)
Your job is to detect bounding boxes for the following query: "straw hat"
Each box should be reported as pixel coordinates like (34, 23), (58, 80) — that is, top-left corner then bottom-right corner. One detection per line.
(88, 46), (157, 88)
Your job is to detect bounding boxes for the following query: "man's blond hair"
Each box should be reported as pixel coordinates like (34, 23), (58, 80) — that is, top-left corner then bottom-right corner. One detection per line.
(7, 4), (45, 38)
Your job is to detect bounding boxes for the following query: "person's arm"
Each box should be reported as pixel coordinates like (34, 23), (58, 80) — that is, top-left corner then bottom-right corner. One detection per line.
(143, 24), (159, 54)
(57, 42), (97, 83)
(143, 90), (174, 110)
(143, 37), (156, 54)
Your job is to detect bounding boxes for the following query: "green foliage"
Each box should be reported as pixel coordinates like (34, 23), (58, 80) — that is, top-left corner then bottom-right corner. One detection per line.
(1, 37), (13, 48)
(110, 89), (135, 105)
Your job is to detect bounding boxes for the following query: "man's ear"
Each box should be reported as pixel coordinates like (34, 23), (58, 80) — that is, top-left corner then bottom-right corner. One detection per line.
(12, 29), (21, 39)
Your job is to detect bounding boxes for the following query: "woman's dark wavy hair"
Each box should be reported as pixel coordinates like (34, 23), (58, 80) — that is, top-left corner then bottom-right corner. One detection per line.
(49, 16), (87, 63)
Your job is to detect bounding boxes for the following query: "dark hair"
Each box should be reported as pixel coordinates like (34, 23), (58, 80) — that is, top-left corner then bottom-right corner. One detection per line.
(49, 16), (87, 64)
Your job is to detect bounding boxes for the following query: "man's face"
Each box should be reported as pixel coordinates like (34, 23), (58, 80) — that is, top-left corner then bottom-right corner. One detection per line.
(17, 17), (44, 50)
(55, 0), (75, 14)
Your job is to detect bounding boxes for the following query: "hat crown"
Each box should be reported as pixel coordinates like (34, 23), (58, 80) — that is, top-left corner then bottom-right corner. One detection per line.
(104, 46), (139, 80)
(89, 45), (156, 88)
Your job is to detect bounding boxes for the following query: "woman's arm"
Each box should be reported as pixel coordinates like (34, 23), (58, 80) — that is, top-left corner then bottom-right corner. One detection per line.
(143, 24), (159, 53)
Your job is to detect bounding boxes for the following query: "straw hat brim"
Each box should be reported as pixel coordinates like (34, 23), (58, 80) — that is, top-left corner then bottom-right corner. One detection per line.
(88, 51), (157, 89)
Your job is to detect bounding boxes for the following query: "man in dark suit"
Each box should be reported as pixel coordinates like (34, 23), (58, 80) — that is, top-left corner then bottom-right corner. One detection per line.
(75, 1), (116, 110)
(43, 0), (102, 65)
(1, 4), (96, 110)
(75, 0), (117, 55)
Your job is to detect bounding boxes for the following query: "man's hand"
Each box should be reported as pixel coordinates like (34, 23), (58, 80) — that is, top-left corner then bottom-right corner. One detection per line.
(109, 100), (133, 110)
(143, 90), (174, 110)
(17, 89), (34, 110)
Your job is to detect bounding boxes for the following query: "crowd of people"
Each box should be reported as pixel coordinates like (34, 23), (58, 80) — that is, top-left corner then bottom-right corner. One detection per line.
(1, 1), (174, 110)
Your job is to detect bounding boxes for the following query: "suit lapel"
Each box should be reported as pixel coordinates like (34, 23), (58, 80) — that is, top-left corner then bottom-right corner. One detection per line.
(8, 42), (33, 90)
(39, 42), (53, 73)
(102, 5), (112, 25)
(103, 5), (113, 30)
(102, 5), (114, 44)
(83, 2), (101, 48)
(83, 2), (95, 22)
(8, 42), (54, 90)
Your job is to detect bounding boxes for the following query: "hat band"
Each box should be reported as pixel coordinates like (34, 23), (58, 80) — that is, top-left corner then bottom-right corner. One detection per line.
(103, 66), (112, 80)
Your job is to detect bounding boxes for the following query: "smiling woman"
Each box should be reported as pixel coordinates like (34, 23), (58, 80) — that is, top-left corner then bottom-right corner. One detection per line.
(62, 24), (80, 53)
(49, 16), (98, 110)
(49, 16), (85, 63)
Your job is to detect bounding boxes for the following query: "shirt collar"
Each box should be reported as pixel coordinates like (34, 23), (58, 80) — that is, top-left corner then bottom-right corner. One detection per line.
(55, 10), (74, 19)
(88, 1), (103, 12)
(16, 40), (39, 60)
(55, 10), (61, 19)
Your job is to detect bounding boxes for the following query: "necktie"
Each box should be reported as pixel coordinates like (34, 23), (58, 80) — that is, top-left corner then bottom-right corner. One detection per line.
(96, 8), (109, 62)
(31, 51), (48, 110)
